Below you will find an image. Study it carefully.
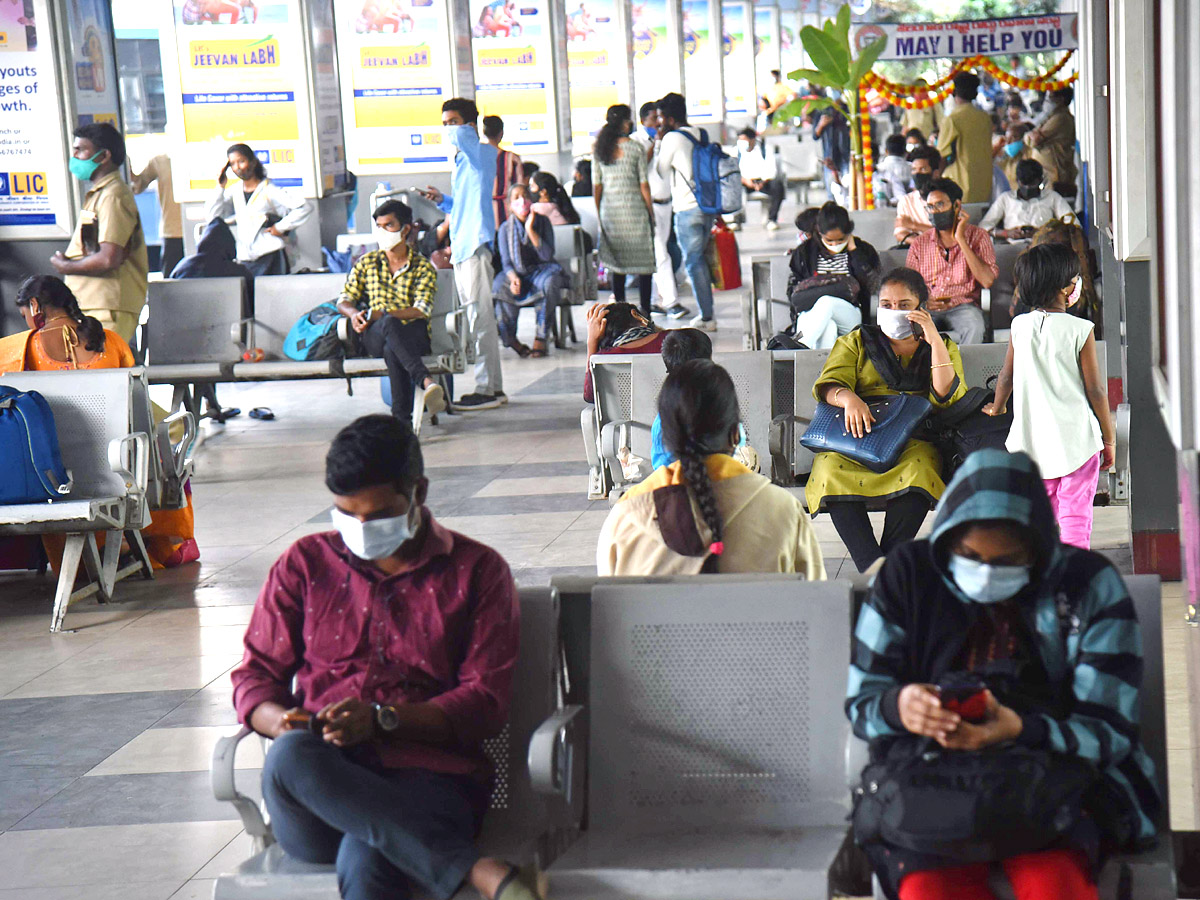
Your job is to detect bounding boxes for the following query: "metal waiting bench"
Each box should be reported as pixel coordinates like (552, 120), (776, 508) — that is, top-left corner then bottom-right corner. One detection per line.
(537, 577), (855, 898)
(0, 368), (178, 632)
(210, 586), (582, 900)
(145, 271), (469, 422)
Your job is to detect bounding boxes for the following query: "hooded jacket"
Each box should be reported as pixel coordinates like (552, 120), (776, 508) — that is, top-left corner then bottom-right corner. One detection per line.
(596, 454), (826, 580)
(846, 449), (1159, 847)
(169, 219), (255, 281)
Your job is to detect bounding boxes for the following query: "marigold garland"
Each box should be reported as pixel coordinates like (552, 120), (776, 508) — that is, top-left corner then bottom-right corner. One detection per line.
(859, 88), (876, 210)
(869, 49), (1073, 97)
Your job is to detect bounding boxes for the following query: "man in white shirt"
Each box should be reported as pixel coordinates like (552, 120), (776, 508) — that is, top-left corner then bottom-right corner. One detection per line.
(633, 102), (689, 319)
(655, 92), (717, 331)
(735, 128), (785, 231)
(979, 158), (1074, 240)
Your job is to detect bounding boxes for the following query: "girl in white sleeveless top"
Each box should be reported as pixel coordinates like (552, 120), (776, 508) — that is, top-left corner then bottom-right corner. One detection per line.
(984, 243), (1115, 549)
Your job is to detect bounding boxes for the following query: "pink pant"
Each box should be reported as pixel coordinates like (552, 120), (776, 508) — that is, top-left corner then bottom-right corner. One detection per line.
(1044, 451), (1102, 549)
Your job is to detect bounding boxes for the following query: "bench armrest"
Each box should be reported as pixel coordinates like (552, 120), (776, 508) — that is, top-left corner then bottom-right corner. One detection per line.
(980, 288), (991, 315)
(159, 411), (196, 481)
(212, 726), (275, 852)
(108, 432), (150, 496)
(528, 705), (586, 826)
(768, 414), (795, 486)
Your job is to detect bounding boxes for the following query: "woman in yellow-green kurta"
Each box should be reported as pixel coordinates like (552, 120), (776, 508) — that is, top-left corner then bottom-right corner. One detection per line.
(806, 267), (967, 572)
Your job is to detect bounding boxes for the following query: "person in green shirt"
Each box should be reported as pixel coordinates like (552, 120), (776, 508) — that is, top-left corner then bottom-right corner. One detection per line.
(937, 73), (995, 204)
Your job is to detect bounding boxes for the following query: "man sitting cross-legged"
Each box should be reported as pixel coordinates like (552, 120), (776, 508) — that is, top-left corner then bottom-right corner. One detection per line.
(230, 415), (540, 900)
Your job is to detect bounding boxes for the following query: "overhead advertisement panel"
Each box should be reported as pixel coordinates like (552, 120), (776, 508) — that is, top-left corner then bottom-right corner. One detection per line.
(334, 0), (457, 175)
(567, 0), (628, 156)
(0, 0), (74, 238)
(631, 0), (679, 111)
(161, 0), (319, 201)
(754, 5), (779, 99)
(470, 0), (559, 154)
(721, 0), (753, 117)
(681, 0), (720, 123)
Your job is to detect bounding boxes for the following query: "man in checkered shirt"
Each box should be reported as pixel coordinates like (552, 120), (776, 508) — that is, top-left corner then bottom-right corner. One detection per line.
(904, 177), (998, 345)
(337, 200), (446, 430)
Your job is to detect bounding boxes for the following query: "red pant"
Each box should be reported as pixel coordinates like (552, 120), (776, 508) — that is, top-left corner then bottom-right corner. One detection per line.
(898, 848), (1097, 900)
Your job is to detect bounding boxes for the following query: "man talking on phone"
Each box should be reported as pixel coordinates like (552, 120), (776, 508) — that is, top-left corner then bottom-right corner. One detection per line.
(50, 122), (148, 343)
(231, 415), (540, 900)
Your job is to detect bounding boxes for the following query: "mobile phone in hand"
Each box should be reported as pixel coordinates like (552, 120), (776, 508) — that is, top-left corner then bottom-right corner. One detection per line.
(938, 675), (988, 723)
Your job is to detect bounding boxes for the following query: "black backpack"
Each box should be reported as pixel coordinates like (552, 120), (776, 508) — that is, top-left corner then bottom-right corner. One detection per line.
(923, 378), (1014, 478)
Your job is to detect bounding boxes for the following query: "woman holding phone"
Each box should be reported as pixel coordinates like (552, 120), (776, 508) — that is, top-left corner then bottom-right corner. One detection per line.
(204, 143), (314, 276)
(806, 266), (966, 572)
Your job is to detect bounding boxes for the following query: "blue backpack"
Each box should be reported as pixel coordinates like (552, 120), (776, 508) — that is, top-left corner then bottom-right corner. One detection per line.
(678, 128), (744, 216)
(0, 386), (72, 504)
(283, 302), (345, 362)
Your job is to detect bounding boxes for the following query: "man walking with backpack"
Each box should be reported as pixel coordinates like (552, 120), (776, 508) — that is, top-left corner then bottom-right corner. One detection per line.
(654, 93), (718, 332)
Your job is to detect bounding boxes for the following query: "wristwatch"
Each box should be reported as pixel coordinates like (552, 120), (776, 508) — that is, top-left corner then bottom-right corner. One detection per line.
(373, 703), (400, 734)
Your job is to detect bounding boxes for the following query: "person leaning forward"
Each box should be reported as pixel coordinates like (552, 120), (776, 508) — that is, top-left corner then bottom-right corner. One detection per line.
(50, 122), (148, 344)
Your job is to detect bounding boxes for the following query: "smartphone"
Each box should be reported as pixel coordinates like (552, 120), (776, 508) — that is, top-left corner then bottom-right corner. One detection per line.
(938, 676), (988, 723)
(910, 318), (924, 340)
(282, 710), (327, 734)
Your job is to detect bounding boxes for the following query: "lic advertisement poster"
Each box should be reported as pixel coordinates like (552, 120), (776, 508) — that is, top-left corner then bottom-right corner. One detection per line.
(566, 0), (628, 156)
(470, 0), (559, 154)
(681, 0), (720, 123)
(754, 5), (779, 101)
(0, 0), (73, 238)
(721, 0), (752, 117)
(334, 0), (458, 175)
(163, 0), (318, 200)
(631, 0), (678, 111)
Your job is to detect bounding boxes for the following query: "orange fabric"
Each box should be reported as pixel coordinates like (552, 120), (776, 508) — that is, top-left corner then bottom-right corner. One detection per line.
(898, 848), (1096, 900)
(26, 328), (134, 370)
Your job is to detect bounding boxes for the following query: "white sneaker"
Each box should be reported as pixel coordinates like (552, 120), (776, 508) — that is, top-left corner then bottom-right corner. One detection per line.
(765, 220), (780, 231)
(412, 382), (446, 434)
(690, 315), (718, 332)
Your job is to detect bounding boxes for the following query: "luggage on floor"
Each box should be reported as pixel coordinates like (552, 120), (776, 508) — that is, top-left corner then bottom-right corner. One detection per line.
(0, 386), (72, 504)
(707, 218), (743, 290)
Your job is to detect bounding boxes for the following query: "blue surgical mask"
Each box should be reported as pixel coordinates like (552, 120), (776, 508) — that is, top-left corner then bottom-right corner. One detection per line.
(948, 554), (1031, 604)
(737, 423), (748, 448)
(1004, 140), (1024, 158)
(332, 505), (419, 561)
(645, 125), (657, 140)
(444, 124), (466, 147)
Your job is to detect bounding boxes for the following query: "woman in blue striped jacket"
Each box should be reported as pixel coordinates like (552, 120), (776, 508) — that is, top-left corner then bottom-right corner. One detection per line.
(846, 449), (1159, 900)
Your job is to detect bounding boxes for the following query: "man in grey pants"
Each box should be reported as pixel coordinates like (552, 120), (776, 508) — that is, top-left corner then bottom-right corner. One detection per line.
(420, 98), (505, 409)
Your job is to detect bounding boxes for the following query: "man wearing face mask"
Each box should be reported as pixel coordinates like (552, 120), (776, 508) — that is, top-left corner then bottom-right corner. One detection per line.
(337, 200), (446, 432)
(418, 98), (504, 410)
(892, 146), (942, 247)
(846, 449), (1159, 900)
(231, 415), (541, 900)
(1028, 86), (1078, 198)
(735, 128), (785, 231)
(979, 159), (1073, 241)
(49, 123), (148, 344)
(905, 177), (997, 345)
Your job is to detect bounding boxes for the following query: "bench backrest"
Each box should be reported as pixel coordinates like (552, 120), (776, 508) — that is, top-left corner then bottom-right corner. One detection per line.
(571, 196), (599, 244)
(398, 190), (448, 226)
(956, 340), (1107, 391)
(585, 579), (853, 831)
(146, 278), (247, 365)
(477, 586), (565, 840)
(0, 368), (137, 500)
(429, 270), (458, 358)
(254, 274), (348, 360)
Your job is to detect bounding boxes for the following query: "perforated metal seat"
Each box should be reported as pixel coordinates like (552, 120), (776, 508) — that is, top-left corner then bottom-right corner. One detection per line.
(543, 579), (854, 900)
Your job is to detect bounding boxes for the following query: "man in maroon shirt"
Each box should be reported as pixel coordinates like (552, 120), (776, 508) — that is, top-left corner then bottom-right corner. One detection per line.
(230, 415), (539, 900)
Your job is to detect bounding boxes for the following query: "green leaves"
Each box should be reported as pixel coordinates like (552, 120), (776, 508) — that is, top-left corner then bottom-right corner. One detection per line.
(786, 66), (839, 89)
(800, 23), (849, 85)
(776, 95), (842, 123)
(849, 32), (888, 86)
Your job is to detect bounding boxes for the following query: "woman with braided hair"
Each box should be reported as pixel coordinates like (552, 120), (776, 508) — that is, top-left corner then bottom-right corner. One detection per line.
(1, 275), (200, 571)
(596, 359), (825, 578)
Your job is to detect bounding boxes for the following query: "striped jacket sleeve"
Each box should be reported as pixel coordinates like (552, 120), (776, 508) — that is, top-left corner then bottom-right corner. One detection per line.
(845, 554), (912, 740)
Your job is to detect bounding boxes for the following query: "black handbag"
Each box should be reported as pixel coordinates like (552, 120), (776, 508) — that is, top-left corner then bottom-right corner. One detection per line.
(800, 394), (932, 473)
(852, 738), (1098, 863)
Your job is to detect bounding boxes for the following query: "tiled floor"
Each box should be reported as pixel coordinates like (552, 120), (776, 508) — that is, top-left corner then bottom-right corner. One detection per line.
(0, 218), (1193, 898)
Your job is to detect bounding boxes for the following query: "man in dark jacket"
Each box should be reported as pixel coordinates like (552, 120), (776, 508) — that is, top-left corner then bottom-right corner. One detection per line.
(169, 218), (253, 421)
(846, 449), (1160, 900)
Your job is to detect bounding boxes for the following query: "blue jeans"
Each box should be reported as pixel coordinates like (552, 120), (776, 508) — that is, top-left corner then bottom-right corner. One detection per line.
(262, 730), (487, 900)
(674, 207), (715, 320)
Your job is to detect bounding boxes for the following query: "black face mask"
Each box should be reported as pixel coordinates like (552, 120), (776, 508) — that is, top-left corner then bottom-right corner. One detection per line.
(912, 172), (933, 193)
(1017, 185), (1041, 200)
(931, 208), (956, 231)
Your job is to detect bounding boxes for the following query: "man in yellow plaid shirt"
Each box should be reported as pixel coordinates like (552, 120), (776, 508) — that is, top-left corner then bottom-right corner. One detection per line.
(337, 201), (447, 431)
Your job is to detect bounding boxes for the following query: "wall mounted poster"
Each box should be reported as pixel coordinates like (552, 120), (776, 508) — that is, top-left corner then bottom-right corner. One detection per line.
(631, 0), (677, 113)
(681, 0), (719, 122)
(721, 0), (752, 117)
(567, 0), (628, 155)
(162, 0), (319, 200)
(754, 5), (779, 100)
(65, 0), (120, 126)
(0, 0), (74, 238)
(334, 0), (457, 174)
(470, 0), (559, 153)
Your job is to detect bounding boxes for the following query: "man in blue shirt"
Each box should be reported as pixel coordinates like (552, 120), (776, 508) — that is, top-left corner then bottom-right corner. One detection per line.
(419, 99), (504, 409)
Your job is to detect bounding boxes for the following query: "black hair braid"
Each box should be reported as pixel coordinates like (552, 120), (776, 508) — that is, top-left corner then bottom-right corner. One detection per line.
(62, 290), (106, 353)
(678, 447), (723, 550)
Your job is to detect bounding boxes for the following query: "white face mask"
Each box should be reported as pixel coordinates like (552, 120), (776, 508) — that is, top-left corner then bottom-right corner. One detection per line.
(906, 142), (919, 153)
(332, 505), (418, 561)
(822, 238), (849, 254)
(444, 124), (464, 147)
(876, 306), (915, 340)
(948, 553), (1031, 604)
(373, 225), (407, 253)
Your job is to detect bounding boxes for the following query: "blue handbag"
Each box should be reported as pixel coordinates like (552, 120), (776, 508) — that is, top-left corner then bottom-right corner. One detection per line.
(0, 386), (72, 504)
(800, 394), (933, 473)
